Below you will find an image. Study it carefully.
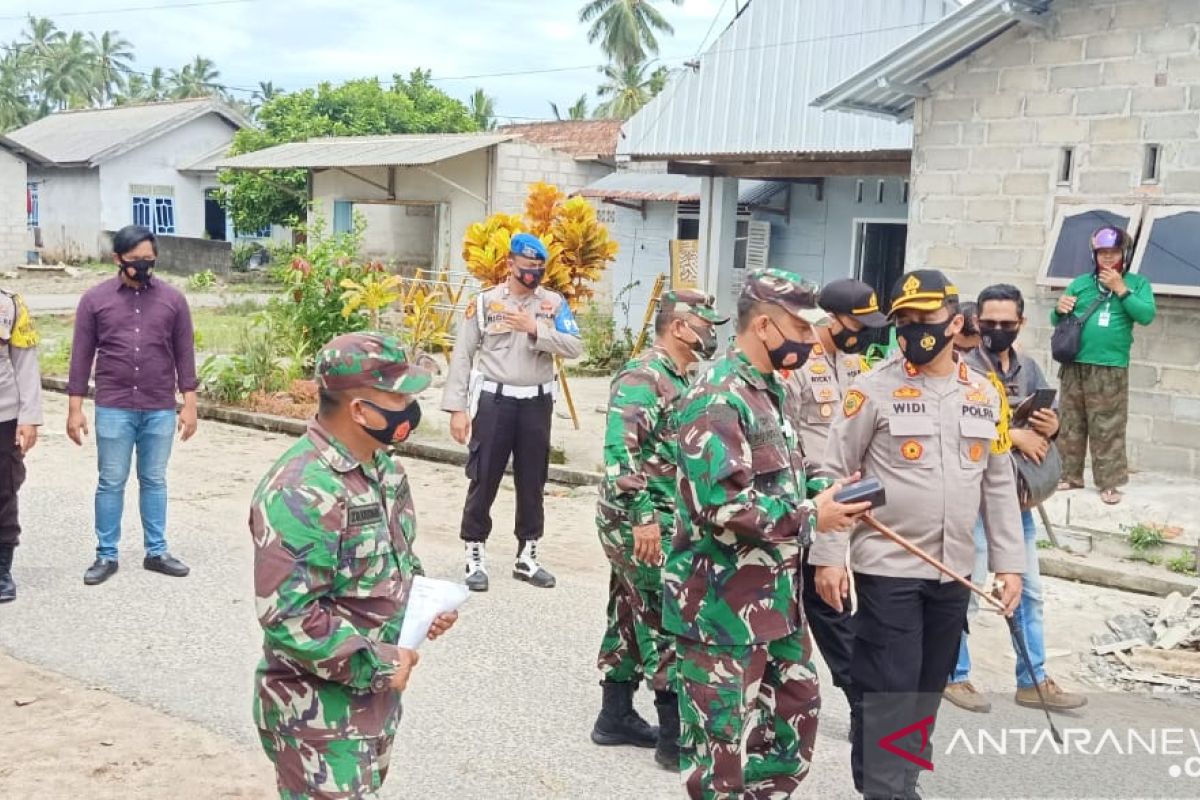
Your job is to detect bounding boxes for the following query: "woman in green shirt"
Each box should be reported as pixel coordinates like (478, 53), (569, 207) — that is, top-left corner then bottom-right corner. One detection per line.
(1050, 226), (1156, 504)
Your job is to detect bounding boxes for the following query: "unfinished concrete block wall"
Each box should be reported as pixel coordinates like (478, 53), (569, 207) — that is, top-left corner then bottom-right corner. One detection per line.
(907, 0), (1200, 476)
(0, 150), (30, 268)
(492, 141), (612, 214)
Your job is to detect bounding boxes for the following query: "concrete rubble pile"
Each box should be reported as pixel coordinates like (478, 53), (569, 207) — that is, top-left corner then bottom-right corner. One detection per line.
(1086, 588), (1200, 695)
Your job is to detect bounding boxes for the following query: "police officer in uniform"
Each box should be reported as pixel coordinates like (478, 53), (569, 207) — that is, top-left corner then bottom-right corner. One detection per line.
(251, 332), (457, 799)
(0, 290), (41, 603)
(783, 278), (890, 711)
(809, 270), (1024, 799)
(442, 233), (583, 591)
(592, 289), (727, 769)
(666, 269), (870, 799)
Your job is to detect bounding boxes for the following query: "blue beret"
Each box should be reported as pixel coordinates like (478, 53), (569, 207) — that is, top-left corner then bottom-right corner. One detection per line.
(510, 232), (548, 262)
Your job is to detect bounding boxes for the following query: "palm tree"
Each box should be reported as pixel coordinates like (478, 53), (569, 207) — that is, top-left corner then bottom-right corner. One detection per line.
(40, 32), (93, 112)
(170, 55), (221, 99)
(89, 30), (134, 104)
(550, 93), (590, 121)
(467, 88), (496, 131)
(0, 53), (34, 131)
(253, 80), (282, 103)
(20, 15), (64, 58)
(595, 60), (657, 119)
(148, 67), (167, 101)
(115, 73), (150, 105)
(579, 0), (683, 68)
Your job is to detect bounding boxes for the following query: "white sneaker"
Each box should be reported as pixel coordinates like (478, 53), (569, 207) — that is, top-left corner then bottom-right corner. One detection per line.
(464, 542), (488, 592)
(513, 540), (556, 588)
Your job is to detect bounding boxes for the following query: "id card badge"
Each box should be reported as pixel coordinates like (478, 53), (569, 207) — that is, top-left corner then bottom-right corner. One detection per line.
(1097, 304), (1112, 328)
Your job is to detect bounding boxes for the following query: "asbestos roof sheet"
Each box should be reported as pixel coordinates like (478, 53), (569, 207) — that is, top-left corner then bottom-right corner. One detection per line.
(812, 0), (1055, 119)
(619, 0), (957, 160)
(6, 98), (246, 166)
(215, 133), (512, 170)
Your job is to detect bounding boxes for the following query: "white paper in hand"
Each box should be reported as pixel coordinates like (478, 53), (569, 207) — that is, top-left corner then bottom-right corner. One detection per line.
(398, 576), (470, 650)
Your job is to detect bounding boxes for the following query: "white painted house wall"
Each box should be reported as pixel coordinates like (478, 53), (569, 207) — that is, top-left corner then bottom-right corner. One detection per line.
(27, 166), (101, 262)
(602, 200), (677, 335)
(0, 149), (29, 268)
(99, 113), (237, 236)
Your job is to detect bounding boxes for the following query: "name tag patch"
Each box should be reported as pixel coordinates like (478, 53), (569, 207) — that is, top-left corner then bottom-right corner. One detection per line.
(891, 402), (927, 415)
(347, 504), (384, 527)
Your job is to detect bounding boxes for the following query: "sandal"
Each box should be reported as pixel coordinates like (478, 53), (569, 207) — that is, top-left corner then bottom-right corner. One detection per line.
(1100, 489), (1123, 505)
(1056, 480), (1084, 492)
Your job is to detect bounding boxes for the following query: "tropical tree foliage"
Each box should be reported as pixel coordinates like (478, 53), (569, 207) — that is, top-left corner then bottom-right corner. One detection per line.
(550, 94), (590, 121)
(468, 87), (496, 131)
(595, 61), (669, 119)
(220, 72), (479, 233)
(579, 0), (683, 68)
(0, 15), (233, 131)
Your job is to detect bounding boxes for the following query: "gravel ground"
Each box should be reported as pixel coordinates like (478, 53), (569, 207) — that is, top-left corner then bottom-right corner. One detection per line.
(0, 393), (1179, 799)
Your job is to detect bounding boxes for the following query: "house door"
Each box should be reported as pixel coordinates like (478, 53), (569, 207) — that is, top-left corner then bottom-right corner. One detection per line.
(204, 189), (227, 241)
(854, 222), (907, 311)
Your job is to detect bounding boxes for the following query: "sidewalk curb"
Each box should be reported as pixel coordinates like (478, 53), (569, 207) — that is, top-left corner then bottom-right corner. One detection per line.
(1039, 550), (1199, 597)
(41, 378), (601, 488)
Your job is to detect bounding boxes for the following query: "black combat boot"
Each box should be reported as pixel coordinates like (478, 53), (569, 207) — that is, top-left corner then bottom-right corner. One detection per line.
(0, 544), (14, 602)
(653, 690), (680, 770)
(591, 680), (658, 748)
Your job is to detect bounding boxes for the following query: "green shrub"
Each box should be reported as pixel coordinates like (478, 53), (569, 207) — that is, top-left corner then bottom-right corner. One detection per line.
(1166, 552), (1198, 577)
(39, 339), (71, 377)
(187, 270), (218, 291)
(198, 319), (300, 404)
(1124, 523), (1166, 555)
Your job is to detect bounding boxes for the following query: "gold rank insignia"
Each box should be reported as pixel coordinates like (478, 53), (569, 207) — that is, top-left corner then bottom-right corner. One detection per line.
(968, 442), (985, 462)
(901, 440), (924, 460)
(811, 344), (824, 356)
(903, 361), (919, 377)
(464, 302), (476, 319)
(966, 387), (988, 404)
(819, 388), (834, 401)
(809, 362), (827, 375)
(902, 275), (921, 295)
(820, 403), (833, 418)
(843, 389), (866, 418)
(893, 386), (922, 399)
(488, 301), (506, 313)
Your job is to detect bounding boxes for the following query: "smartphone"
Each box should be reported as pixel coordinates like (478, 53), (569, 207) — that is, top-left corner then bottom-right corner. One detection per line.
(1029, 388), (1057, 413)
(833, 476), (887, 509)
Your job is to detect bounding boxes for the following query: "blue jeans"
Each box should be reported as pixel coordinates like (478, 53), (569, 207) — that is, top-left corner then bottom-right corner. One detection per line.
(950, 510), (1046, 689)
(94, 407), (176, 561)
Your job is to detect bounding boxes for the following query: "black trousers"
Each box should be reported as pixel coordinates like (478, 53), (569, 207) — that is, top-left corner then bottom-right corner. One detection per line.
(848, 573), (970, 798)
(801, 546), (856, 700)
(460, 390), (553, 543)
(0, 419), (26, 549)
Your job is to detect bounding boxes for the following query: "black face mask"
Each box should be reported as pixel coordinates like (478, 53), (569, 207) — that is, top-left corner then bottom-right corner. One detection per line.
(982, 328), (1019, 354)
(120, 258), (155, 285)
(358, 398), (421, 445)
(835, 324), (891, 354)
(764, 320), (813, 371)
(516, 267), (545, 289)
(897, 321), (954, 366)
(685, 323), (718, 360)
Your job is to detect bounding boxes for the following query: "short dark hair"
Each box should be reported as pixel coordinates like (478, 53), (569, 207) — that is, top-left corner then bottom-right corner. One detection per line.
(977, 283), (1025, 317)
(112, 225), (158, 257)
(736, 295), (769, 333)
(654, 303), (678, 336)
(957, 301), (976, 335)
(317, 387), (344, 416)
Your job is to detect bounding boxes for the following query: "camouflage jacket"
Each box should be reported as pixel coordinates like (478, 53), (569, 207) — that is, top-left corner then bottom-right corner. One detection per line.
(664, 348), (817, 646)
(250, 419), (423, 741)
(599, 346), (690, 525)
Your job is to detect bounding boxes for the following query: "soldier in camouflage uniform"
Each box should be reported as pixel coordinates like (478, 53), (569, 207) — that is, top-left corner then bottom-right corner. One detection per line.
(592, 289), (728, 770)
(665, 269), (871, 799)
(251, 332), (458, 799)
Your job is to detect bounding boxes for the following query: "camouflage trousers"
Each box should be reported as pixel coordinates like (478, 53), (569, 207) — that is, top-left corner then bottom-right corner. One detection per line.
(1059, 362), (1129, 490)
(258, 730), (394, 800)
(596, 504), (674, 691)
(676, 629), (821, 800)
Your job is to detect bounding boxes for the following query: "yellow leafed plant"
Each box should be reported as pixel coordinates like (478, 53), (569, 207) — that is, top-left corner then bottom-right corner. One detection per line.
(339, 271), (403, 329)
(396, 268), (467, 363)
(462, 184), (618, 309)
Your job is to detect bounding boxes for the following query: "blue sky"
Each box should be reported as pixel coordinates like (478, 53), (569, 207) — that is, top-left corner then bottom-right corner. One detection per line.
(0, 0), (736, 120)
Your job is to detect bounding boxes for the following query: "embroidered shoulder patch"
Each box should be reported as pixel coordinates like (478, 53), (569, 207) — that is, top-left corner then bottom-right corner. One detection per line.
(843, 389), (866, 418)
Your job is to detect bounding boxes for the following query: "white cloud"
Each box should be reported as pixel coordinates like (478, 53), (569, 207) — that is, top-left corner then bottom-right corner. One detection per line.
(0, 0), (723, 118)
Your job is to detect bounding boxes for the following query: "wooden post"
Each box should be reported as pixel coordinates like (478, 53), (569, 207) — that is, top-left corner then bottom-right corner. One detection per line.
(1036, 503), (1060, 549)
(555, 356), (580, 430)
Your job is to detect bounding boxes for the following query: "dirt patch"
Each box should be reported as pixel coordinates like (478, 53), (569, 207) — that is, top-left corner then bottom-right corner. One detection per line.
(0, 653), (274, 799)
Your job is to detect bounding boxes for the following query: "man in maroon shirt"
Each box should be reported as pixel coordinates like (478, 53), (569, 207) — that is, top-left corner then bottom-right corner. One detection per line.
(67, 225), (199, 585)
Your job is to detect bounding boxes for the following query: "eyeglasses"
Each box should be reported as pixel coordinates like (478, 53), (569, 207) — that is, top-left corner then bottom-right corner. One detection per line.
(978, 320), (1020, 332)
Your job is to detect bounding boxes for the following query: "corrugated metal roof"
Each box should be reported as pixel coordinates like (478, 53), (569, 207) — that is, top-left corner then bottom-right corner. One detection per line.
(498, 120), (623, 160)
(6, 98), (246, 166)
(618, 0), (958, 160)
(577, 171), (701, 201)
(576, 172), (787, 204)
(812, 0), (1054, 119)
(216, 133), (512, 170)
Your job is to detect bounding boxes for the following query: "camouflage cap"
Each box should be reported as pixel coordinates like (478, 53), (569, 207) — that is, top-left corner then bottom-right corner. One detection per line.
(315, 331), (432, 395)
(660, 288), (730, 324)
(740, 268), (829, 326)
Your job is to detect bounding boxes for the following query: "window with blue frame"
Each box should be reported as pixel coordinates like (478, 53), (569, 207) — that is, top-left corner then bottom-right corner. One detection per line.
(131, 187), (176, 234)
(27, 182), (38, 228)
